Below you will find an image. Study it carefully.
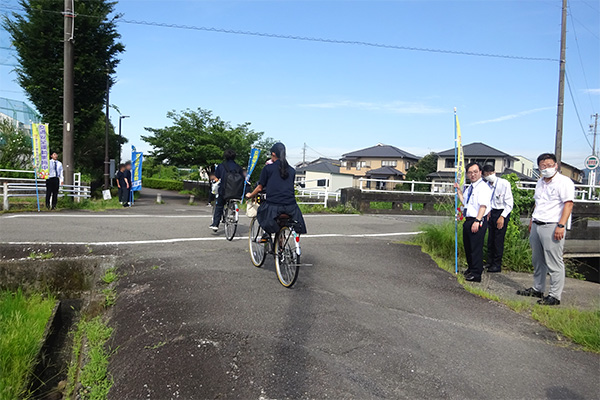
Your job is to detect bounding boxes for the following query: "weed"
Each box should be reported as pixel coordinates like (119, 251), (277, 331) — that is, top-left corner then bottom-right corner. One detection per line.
(28, 251), (54, 260)
(102, 288), (116, 308)
(298, 203), (359, 214)
(0, 290), (56, 400)
(531, 307), (600, 353)
(101, 268), (118, 284)
(370, 201), (392, 210)
(144, 341), (166, 350)
(151, 265), (160, 270)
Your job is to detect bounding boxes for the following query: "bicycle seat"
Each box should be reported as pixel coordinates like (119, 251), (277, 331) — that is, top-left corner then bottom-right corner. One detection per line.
(278, 213), (291, 219)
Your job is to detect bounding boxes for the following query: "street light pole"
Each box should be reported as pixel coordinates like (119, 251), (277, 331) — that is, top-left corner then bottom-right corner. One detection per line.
(118, 115), (130, 165)
(104, 72), (110, 189)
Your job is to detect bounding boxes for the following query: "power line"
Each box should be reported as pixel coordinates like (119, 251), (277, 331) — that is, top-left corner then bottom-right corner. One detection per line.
(0, 4), (560, 62)
(568, 6), (597, 112)
(580, 0), (599, 13)
(565, 70), (594, 150)
(569, 13), (600, 40)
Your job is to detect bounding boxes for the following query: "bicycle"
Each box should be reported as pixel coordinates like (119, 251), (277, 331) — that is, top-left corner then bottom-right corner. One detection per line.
(223, 198), (240, 241)
(248, 205), (302, 288)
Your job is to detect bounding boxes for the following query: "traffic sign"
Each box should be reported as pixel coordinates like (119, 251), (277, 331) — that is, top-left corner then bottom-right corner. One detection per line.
(585, 155), (599, 170)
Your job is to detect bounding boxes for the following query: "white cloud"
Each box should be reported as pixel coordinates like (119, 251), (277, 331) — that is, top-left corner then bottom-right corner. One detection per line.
(470, 107), (554, 126)
(583, 88), (600, 95)
(300, 100), (445, 115)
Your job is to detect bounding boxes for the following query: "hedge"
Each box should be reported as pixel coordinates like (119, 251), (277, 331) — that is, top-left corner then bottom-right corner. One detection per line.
(142, 178), (184, 191)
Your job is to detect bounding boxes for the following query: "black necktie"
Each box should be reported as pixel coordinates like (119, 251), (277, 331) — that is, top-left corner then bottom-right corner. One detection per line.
(54, 161), (58, 177)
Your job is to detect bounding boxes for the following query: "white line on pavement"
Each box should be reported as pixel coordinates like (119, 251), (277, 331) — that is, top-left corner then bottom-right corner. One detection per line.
(0, 231), (421, 246)
(2, 213), (360, 219)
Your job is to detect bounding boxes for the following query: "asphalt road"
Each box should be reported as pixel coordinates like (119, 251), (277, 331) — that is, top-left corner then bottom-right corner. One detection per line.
(1, 189), (598, 399)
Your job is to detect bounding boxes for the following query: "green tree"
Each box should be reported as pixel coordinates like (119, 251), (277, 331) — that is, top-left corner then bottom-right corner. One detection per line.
(142, 108), (274, 178)
(402, 152), (438, 191)
(0, 119), (31, 171)
(3, 0), (125, 179)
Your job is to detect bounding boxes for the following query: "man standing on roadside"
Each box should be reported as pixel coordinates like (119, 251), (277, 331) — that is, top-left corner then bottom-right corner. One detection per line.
(482, 164), (514, 273)
(517, 153), (574, 306)
(46, 151), (63, 210)
(454, 162), (492, 282)
(116, 164), (130, 207)
(124, 161), (132, 207)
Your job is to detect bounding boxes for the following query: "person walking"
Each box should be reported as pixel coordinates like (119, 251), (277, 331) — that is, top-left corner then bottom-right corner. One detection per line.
(209, 149), (243, 232)
(482, 164), (514, 273)
(46, 151), (63, 210)
(124, 161), (132, 207)
(517, 153), (574, 306)
(454, 162), (492, 282)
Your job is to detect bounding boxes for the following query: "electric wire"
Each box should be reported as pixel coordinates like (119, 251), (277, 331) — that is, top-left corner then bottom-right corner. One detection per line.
(0, 4), (559, 62)
(569, 13), (600, 40)
(566, 70), (594, 150)
(568, 6), (597, 112)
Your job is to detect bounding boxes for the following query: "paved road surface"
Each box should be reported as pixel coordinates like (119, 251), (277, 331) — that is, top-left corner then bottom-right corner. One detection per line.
(1, 189), (598, 399)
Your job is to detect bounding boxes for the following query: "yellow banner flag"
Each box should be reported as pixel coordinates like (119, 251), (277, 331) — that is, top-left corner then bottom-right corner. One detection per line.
(455, 114), (465, 190)
(32, 123), (50, 179)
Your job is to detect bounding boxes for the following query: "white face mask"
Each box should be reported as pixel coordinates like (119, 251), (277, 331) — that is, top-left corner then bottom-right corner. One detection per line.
(540, 167), (557, 178)
(484, 174), (497, 183)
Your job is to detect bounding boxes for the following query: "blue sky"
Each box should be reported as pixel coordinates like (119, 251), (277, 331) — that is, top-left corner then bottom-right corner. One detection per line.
(1, 0), (599, 168)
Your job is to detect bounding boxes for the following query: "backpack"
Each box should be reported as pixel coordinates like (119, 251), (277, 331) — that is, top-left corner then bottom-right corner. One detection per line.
(222, 163), (244, 200)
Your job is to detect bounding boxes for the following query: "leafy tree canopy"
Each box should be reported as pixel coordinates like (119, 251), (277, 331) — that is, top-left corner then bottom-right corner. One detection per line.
(142, 108), (275, 179)
(405, 152), (438, 182)
(0, 119), (31, 171)
(3, 0), (125, 179)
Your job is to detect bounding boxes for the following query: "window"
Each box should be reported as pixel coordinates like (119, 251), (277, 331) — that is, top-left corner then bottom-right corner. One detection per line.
(317, 179), (327, 187)
(381, 160), (397, 167)
(405, 161), (411, 170)
(471, 159), (495, 169)
(445, 158), (455, 168)
(346, 161), (356, 170)
(341, 161), (347, 167)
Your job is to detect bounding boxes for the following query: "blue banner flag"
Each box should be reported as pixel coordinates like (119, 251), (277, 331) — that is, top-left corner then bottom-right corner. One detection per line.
(131, 145), (143, 192)
(246, 148), (261, 182)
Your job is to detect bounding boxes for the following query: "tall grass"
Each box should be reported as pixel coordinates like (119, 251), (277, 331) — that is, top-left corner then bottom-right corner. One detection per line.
(0, 290), (56, 400)
(532, 307), (600, 352)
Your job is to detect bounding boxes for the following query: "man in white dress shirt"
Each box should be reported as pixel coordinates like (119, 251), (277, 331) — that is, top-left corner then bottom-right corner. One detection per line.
(482, 164), (514, 273)
(517, 153), (574, 306)
(454, 162), (493, 282)
(46, 151), (63, 210)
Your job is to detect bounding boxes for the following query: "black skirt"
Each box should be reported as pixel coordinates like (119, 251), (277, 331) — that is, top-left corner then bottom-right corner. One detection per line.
(257, 202), (307, 234)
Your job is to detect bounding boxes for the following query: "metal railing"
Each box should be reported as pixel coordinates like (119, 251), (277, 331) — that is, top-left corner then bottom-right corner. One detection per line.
(1, 170), (91, 210)
(295, 178), (340, 208)
(358, 178), (600, 204)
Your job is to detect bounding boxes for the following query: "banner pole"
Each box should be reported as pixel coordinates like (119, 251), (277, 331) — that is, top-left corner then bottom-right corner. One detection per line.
(454, 109), (458, 275)
(30, 124), (41, 212)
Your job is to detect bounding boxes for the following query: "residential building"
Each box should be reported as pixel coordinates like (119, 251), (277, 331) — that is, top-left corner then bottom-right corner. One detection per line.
(513, 156), (537, 179)
(339, 143), (420, 189)
(427, 142), (524, 192)
(561, 162), (584, 183)
(296, 158), (353, 193)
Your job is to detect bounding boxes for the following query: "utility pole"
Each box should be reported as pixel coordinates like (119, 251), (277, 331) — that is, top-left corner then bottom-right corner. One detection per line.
(591, 113), (598, 156)
(118, 115), (129, 165)
(104, 73), (110, 189)
(554, 0), (567, 168)
(62, 0), (75, 186)
(302, 142), (306, 165)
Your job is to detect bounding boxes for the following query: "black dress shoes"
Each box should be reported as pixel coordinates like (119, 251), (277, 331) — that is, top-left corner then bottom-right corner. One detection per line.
(538, 295), (560, 306)
(486, 267), (501, 273)
(465, 273), (481, 283)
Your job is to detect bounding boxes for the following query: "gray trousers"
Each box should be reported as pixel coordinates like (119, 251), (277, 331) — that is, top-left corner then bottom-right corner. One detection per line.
(529, 224), (565, 300)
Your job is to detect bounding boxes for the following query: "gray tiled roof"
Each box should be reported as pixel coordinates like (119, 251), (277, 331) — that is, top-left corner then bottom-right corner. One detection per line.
(342, 144), (419, 160)
(296, 160), (342, 174)
(365, 166), (404, 176)
(437, 142), (518, 160)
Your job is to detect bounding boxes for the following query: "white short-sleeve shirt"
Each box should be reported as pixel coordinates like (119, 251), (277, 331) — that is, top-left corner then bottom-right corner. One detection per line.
(531, 173), (575, 223)
(463, 178), (492, 218)
(489, 177), (514, 218)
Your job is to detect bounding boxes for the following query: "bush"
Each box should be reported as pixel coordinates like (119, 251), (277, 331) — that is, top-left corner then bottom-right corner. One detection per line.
(142, 178), (184, 191)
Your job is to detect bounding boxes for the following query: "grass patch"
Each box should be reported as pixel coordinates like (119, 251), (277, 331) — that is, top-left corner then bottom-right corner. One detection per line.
(369, 201), (392, 210)
(102, 288), (116, 308)
(144, 341), (166, 350)
(412, 221), (600, 353)
(2, 196), (127, 213)
(65, 317), (114, 400)
(0, 290), (56, 400)
(298, 203), (359, 214)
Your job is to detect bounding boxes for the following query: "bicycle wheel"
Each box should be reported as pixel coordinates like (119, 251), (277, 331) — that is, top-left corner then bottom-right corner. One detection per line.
(274, 226), (299, 288)
(248, 217), (266, 267)
(224, 201), (237, 241)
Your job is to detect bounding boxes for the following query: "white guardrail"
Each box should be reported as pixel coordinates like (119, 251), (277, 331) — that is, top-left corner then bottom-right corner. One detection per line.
(295, 178), (340, 208)
(357, 178), (600, 204)
(1, 169), (91, 211)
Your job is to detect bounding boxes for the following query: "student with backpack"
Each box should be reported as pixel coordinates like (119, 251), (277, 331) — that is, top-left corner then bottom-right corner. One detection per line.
(209, 149), (244, 232)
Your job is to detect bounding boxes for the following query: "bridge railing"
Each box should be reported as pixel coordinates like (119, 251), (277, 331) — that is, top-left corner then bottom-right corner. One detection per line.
(294, 178), (341, 208)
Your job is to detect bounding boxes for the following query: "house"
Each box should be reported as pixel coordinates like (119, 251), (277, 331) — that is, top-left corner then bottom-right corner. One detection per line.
(295, 158), (353, 193)
(427, 142), (521, 192)
(561, 162), (584, 183)
(340, 144), (420, 189)
(513, 156), (538, 179)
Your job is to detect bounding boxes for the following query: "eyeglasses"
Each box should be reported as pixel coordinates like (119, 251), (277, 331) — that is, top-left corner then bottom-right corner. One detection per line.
(466, 171), (479, 175)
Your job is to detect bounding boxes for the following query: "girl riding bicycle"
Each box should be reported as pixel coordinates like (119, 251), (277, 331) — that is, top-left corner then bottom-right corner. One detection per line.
(246, 142), (307, 236)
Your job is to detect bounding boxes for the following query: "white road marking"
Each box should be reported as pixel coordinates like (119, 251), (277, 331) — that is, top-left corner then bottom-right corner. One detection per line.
(2, 213), (361, 219)
(0, 231), (421, 246)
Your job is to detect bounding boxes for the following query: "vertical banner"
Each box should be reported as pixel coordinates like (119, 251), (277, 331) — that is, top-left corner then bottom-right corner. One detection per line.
(454, 109), (465, 275)
(32, 123), (50, 179)
(246, 148), (261, 181)
(131, 145), (143, 191)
